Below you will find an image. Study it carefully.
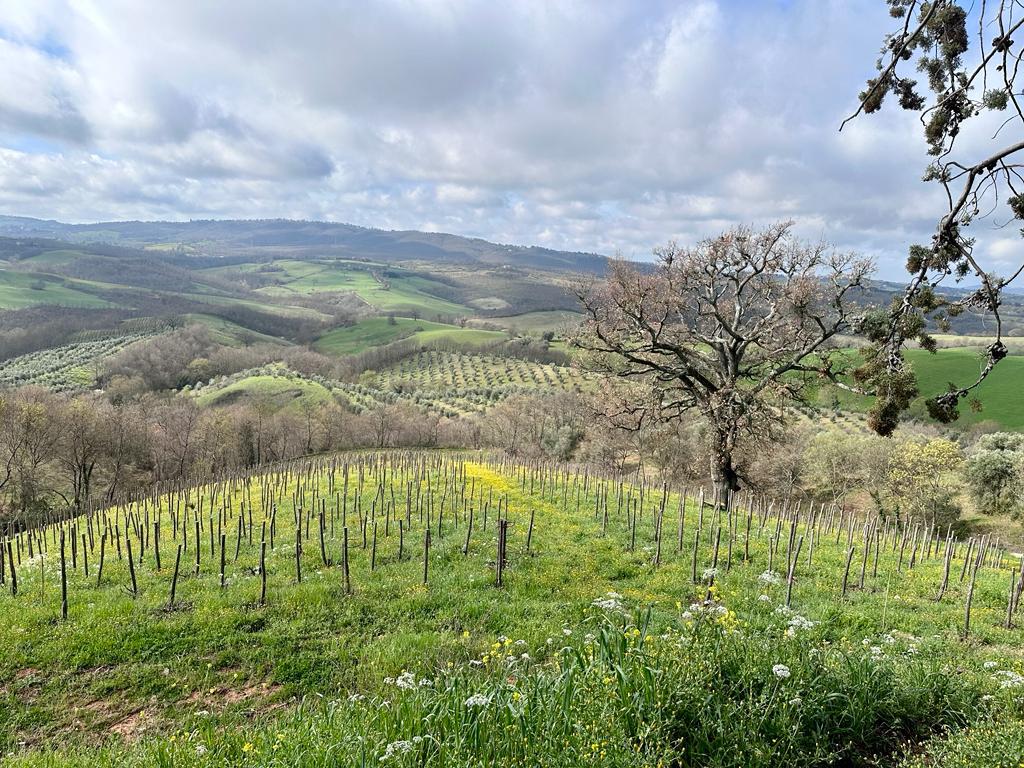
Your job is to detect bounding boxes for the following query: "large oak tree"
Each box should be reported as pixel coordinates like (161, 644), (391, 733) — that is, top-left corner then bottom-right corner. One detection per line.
(575, 222), (872, 508)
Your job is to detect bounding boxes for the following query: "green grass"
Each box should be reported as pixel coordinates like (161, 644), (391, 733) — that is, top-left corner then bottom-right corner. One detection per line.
(482, 310), (583, 335)
(1, 453), (1023, 766)
(816, 347), (1024, 430)
(0, 270), (113, 309)
(193, 370), (336, 409)
(183, 314), (290, 348)
(19, 250), (90, 268)
(247, 260), (468, 316)
(315, 317), (506, 356)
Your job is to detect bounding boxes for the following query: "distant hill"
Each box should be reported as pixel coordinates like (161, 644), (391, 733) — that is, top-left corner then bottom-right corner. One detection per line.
(0, 215), (613, 274)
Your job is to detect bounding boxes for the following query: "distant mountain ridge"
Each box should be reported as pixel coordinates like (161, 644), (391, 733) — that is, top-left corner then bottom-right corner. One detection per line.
(0, 215), (613, 274)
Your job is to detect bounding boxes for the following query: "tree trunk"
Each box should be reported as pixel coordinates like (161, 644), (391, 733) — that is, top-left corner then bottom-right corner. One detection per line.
(710, 426), (741, 510)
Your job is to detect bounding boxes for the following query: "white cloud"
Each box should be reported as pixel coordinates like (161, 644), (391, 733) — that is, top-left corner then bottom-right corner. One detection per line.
(0, 0), (1016, 281)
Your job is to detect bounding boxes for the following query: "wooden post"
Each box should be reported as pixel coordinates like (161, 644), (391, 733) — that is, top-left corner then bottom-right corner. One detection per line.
(423, 528), (430, 585)
(841, 546), (856, 597)
(60, 529), (68, 620)
(126, 534), (138, 597)
(169, 544), (182, 608)
(342, 526), (351, 595)
(259, 540), (267, 607)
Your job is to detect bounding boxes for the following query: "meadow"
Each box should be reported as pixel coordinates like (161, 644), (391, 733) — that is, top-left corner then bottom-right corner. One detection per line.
(1, 452), (1023, 766)
(314, 317), (506, 357)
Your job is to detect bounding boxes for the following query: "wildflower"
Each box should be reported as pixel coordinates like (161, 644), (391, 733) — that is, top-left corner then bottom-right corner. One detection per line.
(592, 594), (623, 611)
(242, 742), (254, 753)
(788, 697), (802, 706)
(772, 664), (791, 680)
(994, 670), (1024, 689)
(464, 693), (491, 708)
(702, 567), (718, 581)
(562, 628), (572, 636)
(758, 570), (782, 585)
(758, 594), (772, 603)
(195, 745), (207, 755)
(380, 740), (414, 761)
(984, 661), (999, 669)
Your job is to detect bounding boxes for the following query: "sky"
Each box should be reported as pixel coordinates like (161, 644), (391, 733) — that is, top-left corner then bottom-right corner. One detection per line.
(0, 0), (1017, 279)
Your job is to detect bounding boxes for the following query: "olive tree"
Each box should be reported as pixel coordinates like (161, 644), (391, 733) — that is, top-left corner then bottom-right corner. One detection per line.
(575, 222), (872, 508)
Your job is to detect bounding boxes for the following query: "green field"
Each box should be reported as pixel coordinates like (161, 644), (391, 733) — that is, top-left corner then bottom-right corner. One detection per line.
(315, 317), (506, 356)
(194, 369), (337, 409)
(821, 347), (1024, 430)
(481, 310), (583, 335)
(183, 314), (291, 348)
(217, 260), (469, 316)
(1, 454), (1022, 766)
(0, 270), (112, 309)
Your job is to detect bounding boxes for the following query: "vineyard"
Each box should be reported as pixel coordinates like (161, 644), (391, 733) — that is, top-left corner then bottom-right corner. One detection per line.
(0, 331), (163, 392)
(1, 452), (1023, 766)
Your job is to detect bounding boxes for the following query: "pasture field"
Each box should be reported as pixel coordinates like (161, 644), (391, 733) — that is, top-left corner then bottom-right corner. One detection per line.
(1, 453), (1023, 766)
(193, 367), (339, 410)
(315, 317), (506, 357)
(820, 348), (1024, 430)
(228, 260), (469, 316)
(0, 270), (112, 309)
(478, 309), (583, 335)
(182, 314), (291, 348)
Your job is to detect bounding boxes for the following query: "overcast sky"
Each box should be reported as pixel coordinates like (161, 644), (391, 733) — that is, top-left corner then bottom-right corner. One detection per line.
(0, 0), (1016, 279)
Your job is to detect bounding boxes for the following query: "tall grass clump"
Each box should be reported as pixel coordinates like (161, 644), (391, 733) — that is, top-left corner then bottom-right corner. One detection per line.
(10, 599), (1008, 768)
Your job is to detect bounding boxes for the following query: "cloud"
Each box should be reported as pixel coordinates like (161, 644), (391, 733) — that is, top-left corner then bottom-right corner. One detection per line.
(0, 0), (1013, 280)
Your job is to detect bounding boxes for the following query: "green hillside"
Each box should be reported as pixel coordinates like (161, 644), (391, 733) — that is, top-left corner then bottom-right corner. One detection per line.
(315, 317), (505, 356)
(1, 454), (1022, 766)
(0, 270), (112, 309)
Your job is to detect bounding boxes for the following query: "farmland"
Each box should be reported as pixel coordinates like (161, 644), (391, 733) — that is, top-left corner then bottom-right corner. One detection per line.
(0, 330), (164, 392)
(1, 453), (1022, 766)
(817, 348), (1024, 431)
(314, 317), (506, 356)
(0, 270), (113, 310)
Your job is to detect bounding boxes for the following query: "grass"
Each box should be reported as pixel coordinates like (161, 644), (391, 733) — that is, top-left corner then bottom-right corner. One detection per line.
(193, 369), (336, 409)
(314, 317), (505, 356)
(0, 270), (112, 309)
(817, 347), (1024, 430)
(183, 314), (290, 348)
(241, 260), (469, 316)
(480, 310), (583, 335)
(1, 453), (1023, 766)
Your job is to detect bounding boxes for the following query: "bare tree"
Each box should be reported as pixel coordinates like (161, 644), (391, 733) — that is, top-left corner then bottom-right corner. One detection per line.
(575, 222), (872, 508)
(847, 0), (1024, 431)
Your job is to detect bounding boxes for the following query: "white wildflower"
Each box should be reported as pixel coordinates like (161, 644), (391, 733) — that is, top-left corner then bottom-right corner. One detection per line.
(394, 671), (417, 690)
(772, 664), (791, 680)
(380, 740), (413, 761)
(758, 571), (782, 586)
(464, 693), (492, 708)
